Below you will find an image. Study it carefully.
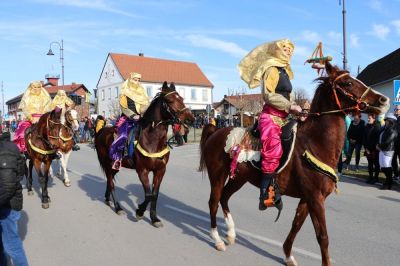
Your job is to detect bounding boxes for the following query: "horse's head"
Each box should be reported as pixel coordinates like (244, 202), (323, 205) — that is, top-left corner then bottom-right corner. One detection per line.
(64, 108), (79, 131)
(160, 81), (195, 125)
(320, 61), (389, 115)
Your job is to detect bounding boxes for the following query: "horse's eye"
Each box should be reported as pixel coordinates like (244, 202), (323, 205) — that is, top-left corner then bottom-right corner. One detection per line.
(347, 82), (353, 87)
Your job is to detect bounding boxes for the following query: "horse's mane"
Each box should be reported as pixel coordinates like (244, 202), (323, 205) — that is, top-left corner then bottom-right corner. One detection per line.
(140, 92), (167, 128)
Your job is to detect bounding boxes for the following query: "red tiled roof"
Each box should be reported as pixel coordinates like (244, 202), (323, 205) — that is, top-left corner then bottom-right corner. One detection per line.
(6, 84), (90, 105)
(215, 94), (264, 111)
(110, 53), (214, 88)
(44, 84), (89, 94)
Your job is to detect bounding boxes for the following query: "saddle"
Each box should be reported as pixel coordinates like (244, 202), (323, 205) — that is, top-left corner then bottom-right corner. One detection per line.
(225, 119), (298, 177)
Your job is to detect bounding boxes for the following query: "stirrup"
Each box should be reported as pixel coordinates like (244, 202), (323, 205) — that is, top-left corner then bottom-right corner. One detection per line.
(112, 160), (121, 170)
(262, 185), (283, 222)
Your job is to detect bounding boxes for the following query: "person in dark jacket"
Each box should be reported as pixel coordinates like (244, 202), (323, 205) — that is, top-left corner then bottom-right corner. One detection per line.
(377, 113), (398, 190)
(344, 113), (365, 171)
(0, 131), (29, 266)
(391, 106), (400, 182)
(363, 114), (381, 184)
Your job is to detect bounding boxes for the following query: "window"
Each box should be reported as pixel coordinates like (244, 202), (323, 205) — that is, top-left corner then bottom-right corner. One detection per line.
(146, 86), (152, 97)
(179, 87), (185, 98)
(108, 88), (111, 99)
(191, 88), (197, 101)
(202, 89), (208, 102)
(115, 87), (119, 98)
(101, 89), (105, 101)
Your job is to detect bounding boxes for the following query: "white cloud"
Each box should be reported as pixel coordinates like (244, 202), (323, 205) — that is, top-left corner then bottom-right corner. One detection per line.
(367, 0), (389, 15)
(368, 24), (390, 40)
(350, 33), (360, 47)
(328, 31), (341, 42)
(30, 0), (138, 17)
(293, 45), (311, 58)
(368, 0), (383, 11)
(184, 35), (247, 58)
(391, 20), (400, 35)
(297, 30), (320, 43)
(164, 48), (191, 58)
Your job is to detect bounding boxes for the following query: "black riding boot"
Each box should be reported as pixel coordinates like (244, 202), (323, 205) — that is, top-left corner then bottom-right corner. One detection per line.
(259, 173), (274, 211)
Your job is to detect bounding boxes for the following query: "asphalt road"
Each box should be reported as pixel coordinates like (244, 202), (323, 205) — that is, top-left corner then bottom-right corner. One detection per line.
(20, 143), (400, 266)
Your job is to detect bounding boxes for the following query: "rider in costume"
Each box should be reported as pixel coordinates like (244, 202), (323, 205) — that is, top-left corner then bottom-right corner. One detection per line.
(51, 89), (80, 151)
(109, 72), (150, 170)
(238, 39), (302, 211)
(13, 81), (52, 152)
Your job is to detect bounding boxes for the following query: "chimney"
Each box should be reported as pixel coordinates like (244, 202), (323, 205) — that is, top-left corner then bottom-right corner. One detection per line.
(138, 52), (144, 57)
(45, 74), (59, 86)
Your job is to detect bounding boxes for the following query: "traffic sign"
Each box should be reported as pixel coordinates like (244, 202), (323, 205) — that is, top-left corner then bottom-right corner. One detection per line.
(394, 80), (400, 105)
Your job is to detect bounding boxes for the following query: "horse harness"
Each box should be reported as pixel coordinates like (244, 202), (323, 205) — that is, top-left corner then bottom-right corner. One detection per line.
(28, 116), (63, 155)
(131, 90), (188, 161)
(304, 73), (371, 117)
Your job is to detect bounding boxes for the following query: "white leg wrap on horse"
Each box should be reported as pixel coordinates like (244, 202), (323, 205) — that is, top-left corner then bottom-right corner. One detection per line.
(211, 228), (226, 251)
(285, 255), (298, 266)
(225, 213), (236, 239)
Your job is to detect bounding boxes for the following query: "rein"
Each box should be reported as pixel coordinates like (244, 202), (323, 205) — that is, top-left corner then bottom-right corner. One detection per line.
(151, 91), (189, 128)
(304, 73), (371, 117)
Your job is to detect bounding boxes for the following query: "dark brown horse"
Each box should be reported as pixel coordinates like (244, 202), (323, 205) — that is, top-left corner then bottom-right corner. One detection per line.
(198, 62), (389, 266)
(95, 82), (195, 227)
(25, 108), (64, 209)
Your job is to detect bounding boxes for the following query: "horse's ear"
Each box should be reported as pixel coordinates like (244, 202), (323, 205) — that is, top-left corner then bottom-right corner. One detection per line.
(325, 61), (338, 77)
(170, 82), (176, 91)
(162, 81), (168, 91)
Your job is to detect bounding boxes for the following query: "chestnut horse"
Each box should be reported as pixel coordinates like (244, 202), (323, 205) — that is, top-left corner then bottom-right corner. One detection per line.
(25, 108), (64, 209)
(95, 82), (195, 227)
(49, 108), (79, 187)
(198, 62), (389, 266)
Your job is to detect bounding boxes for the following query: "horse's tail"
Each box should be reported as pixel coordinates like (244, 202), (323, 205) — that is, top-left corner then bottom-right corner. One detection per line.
(198, 124), (218, 172)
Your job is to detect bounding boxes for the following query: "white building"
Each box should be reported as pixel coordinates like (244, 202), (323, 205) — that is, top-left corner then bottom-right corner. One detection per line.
(97, 53), (214, 118)
(357, 48), (400, 108)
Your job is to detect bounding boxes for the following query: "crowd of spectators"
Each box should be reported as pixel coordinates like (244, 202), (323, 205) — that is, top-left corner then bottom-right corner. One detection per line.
(340, 108), (400, 190)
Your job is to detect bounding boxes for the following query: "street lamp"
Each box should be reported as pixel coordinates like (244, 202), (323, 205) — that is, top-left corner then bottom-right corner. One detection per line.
(46, 39), (64, 89)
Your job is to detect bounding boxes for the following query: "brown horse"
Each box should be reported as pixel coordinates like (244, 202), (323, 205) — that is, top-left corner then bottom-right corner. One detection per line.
(25, 108), (64, 209)
(49, 108), (80, 187)
(198, 62), (389, 266)
(95, 82), (195, 227)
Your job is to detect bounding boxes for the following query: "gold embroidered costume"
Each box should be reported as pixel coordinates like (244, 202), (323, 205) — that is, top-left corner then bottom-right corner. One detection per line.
(238, 39), (295, 113)
(19, 81), (51, 122)
(119, 72), (150, 117)
(51, 89), (74, 110)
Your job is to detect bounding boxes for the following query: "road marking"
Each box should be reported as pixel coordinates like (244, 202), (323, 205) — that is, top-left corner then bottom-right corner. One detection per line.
(165, 204), (326, 262)
(69, 169), (327, 262)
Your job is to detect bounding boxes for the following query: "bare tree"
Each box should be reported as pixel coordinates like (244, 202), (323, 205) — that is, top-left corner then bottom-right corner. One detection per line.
(293, 88), (310, 107)
(108, 99), (120, 118)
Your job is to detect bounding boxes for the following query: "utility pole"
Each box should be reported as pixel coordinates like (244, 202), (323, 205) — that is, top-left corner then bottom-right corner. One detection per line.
(1, 81), (4, 119)
(340, 0), (348, 70)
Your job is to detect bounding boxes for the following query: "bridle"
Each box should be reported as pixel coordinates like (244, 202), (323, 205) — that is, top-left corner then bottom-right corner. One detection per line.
(58, 110), (78, 142)
(305, 73), (371, 117)
(152, 91), (189, 127)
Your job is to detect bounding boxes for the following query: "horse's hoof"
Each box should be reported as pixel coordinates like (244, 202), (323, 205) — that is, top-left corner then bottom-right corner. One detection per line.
(152, 221), (164, 228)
(215, 241), (226, 251)
(226, 235), (235, 245)
(42, 203), (50, 209)
(27, 191), (34, 196)
(135, 213), (144, 220)
(285, 255), (298, 266)
(64, 180), (71, 187)
(116, 209), (125, 215)
(105, 201), (111, 206)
